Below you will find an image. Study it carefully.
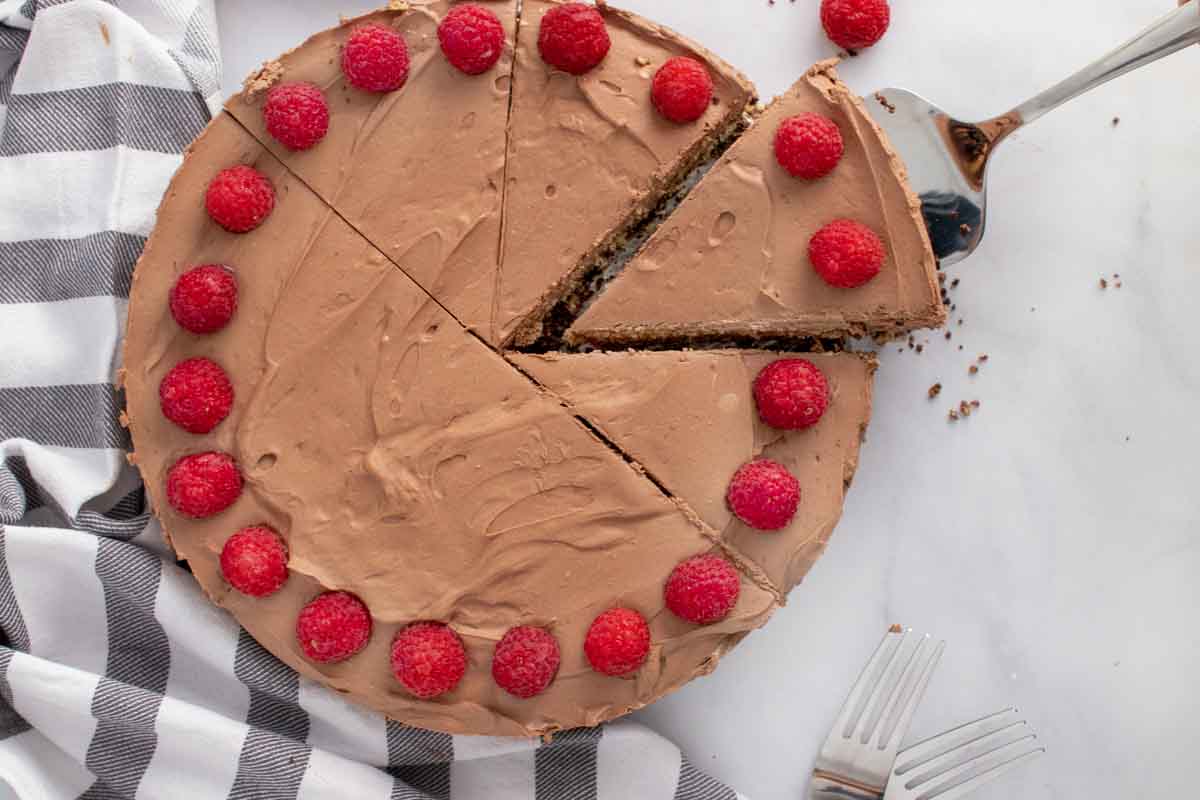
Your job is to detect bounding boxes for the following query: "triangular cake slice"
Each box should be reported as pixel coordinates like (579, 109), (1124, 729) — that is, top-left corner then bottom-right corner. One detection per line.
(511, 349), (876, 594)
(569, 60), (944, 346)
(498, 0), (757, 345)
(223, 1), (518, 345)
(123, 113), (776, 737)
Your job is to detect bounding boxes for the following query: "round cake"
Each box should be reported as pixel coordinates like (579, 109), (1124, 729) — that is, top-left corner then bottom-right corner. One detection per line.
(122, 0), (941, 737)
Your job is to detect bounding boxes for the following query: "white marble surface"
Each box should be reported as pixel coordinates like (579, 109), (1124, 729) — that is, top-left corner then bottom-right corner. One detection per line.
(216, 1), (1200, 798)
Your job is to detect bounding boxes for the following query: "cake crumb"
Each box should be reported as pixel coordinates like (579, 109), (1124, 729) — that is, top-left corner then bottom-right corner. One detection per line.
(944, 331), (952, 340)
(1112, 116), (1120, 126)
(950, 278), (960, 288)
(635, 56), (651, 66)
(241, 60), (285, 100)
(959, 400), (972, 417)
(99, 21), (110, 45)
(948, 409), (960, 421)
(874, 92), (897, 114)
(928, 382), (942, 399)
(888, 623), (903, 633)
(959, 223), (971, 236)
(979, 354), (989, 362)
(971, 400), (981, 409)
(958, 345), (963, 351)
(1100, 277), (1108, 289)
(969, 365), (979, 375)
(916, 344), (924, 354)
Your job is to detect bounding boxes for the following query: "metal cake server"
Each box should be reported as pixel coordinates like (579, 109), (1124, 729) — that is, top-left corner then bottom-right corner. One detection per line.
(866, 1), (1200, 266)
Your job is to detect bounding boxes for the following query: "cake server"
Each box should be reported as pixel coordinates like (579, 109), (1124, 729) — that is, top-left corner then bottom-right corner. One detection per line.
(866, 1), (1200, 266)
(808, 627), (945, 800)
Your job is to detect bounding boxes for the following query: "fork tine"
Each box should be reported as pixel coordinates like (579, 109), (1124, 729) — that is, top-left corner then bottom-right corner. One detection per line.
(875, 637), (944, 750)
(834, 627), (907, 739)
(894, 708), (1020, 773)
(851, 629), (914, 742)
(913, 740), (1044, 800)
(904, 726), (1034, 788)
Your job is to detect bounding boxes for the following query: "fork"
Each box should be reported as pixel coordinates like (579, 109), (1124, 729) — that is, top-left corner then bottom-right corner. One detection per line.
(809, 628), (946, 799)
(884, 708), (1045, 800)
(866, 1), (1200, 265)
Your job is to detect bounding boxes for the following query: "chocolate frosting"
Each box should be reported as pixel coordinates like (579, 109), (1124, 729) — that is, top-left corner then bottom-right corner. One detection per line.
(123, 115), (777, 738)
(569, 60), (944, 345)
(513, 350), (876, 593)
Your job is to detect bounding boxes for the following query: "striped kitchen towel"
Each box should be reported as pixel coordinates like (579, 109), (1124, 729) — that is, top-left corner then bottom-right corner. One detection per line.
(0, 1), (742, 798)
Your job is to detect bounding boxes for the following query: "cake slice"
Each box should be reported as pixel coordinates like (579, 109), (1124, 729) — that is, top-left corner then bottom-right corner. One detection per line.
(123, 113), (776, 737)
(497, 0), (757, 345)
(511, 349), (876, 594)
(223, 1), (518, 345)
(568, 60), (944, 346)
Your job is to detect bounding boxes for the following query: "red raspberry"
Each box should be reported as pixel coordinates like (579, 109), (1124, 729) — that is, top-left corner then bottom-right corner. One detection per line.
(753, 359), (831, 430)
(651, 56), (713, 124)
(342, 23), (410, 92)
(820, 0), (891, 51)
(263, 82), (330, 150)
(808, 219), (885, 288)
(438, 4), (505, 75)
(727, 459), (801, 531)
(538, 3), (610, 75)
(391, 622), (467, 699)
(491, 626), (560, 698)
(166, 451), (242, 518)
(169, 265), (238, 334)
(220, 525), (289, 597)
(205, 165), (274, 233)
(664, 554), (741, 625)
(584, 607), (649, 677)
(158, 357), (234, 434)
(774, 113), (844, 179)
(296, 592), (372, 663)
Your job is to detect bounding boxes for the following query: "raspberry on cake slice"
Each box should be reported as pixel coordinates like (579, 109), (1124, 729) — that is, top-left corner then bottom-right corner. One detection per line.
(220, 525), (289, 597)
(342, 23), (411, 92)
(391, 622), (467, 699)
(263, 82), (330, 150)
(205, 165), (274, 233)
(169, 265), (238, 334)
(159, 356), (234, 434)
(727, 459), (802, 531)
(665, 554), (741, 625)
(439, 4), (506, 75)
(166, 451), (243, 518)
(296, 591), (372, 663)
(652, 57), (714, 124)
(584, 607), (650, 677)
(808, 219), (885, 289)
(537, 2), (611, 75)
(754, 358), (831, 430)
(492, 626), (560, 698)
(775, 112), (844, 179)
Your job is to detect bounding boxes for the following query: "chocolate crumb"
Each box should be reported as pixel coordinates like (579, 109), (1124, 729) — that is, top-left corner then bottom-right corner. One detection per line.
(958, 345), (963, 351)
(928, 383), (942, 399)
(1116, 281), (1123, 288)
(957, 319), (963, 326)
(1112, 116), (1120, 126)
(1114, 273), (1120, 278)
(971, 400), (981, 408)
(951, 278), (960, 288)
(916, 344), (924, 354)
(960, 401), (972, 417)
(944, 331), (952, 340)
(888, 623), (903, 633)
(950, 304), (956, 311)
(874, 92), (897, 114)
(969, 365), (979, 375)
(1100, 277), (1108, 289)
(948, 409), (960, 421)
(959, 223), (971, 235)
(938, 273), (947, 284)
(979, 354), (989, 362)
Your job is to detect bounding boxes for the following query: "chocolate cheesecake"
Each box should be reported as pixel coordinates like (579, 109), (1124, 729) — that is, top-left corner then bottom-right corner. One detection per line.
(123, 1), (942, 737)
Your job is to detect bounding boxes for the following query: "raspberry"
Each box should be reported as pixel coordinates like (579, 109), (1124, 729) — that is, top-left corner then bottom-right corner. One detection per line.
(753, 359), (830, 430)
(664, 554), (741, 625)
(390, 622), (467, 699)
(774, 113), (844, 179)
(296, 592), (372, 663)
(263, 82), (330, 150)
(651, 56), (713, 124)
(491, 626), (560, 698)
(808, 219), (885, 289)
(820, 0), (891, 51)
(220, 525), (289, 597)
(439, 4), (505, 75)
(205, 165), (274, 233)
(342, 24), (410, 92)
(538, 3), (610, 75)
(169, 265), (238, 334)
(727, 459), (801, 531)
(584, 607), (649, 677)
(166, 451), (242, 518)
(159, 357), (234, 434)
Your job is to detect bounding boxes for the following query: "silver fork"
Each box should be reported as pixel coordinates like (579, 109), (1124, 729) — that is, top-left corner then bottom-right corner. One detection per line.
(809, 628), (945, 799)
(885, 708), (1045, 800)
(867, 1), (1200, 266)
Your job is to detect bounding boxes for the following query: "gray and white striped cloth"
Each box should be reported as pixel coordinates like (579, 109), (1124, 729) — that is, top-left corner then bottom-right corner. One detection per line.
(0, 2), (743, 797)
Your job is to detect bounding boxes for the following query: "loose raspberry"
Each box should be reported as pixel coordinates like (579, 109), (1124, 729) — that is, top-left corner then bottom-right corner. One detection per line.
(205, 165), (274, 233)
(538, 3), (610, 75)
(159, 357), (234, 434)
(727, 459), (801, 531)
(263, 82), (330, 150)
(651, 56), (714, 124)
(774, 113), (844, 179)
(664, 554), (741, 625)
(820, 0), (891, 51)
(808, 219), (885, 289)
(753, 359), (831, 430)
(342, 24), (410, 92)
(166, 451), (242, 518)
(584, 607), (649, 677)
(220, 525), (289, 597)
(169, 265), (238, 334)
(438, 4), (505, 75)
(492, 626), (560, 698)
(391, 622), (467, 699)
(297, 592), (372, 663)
